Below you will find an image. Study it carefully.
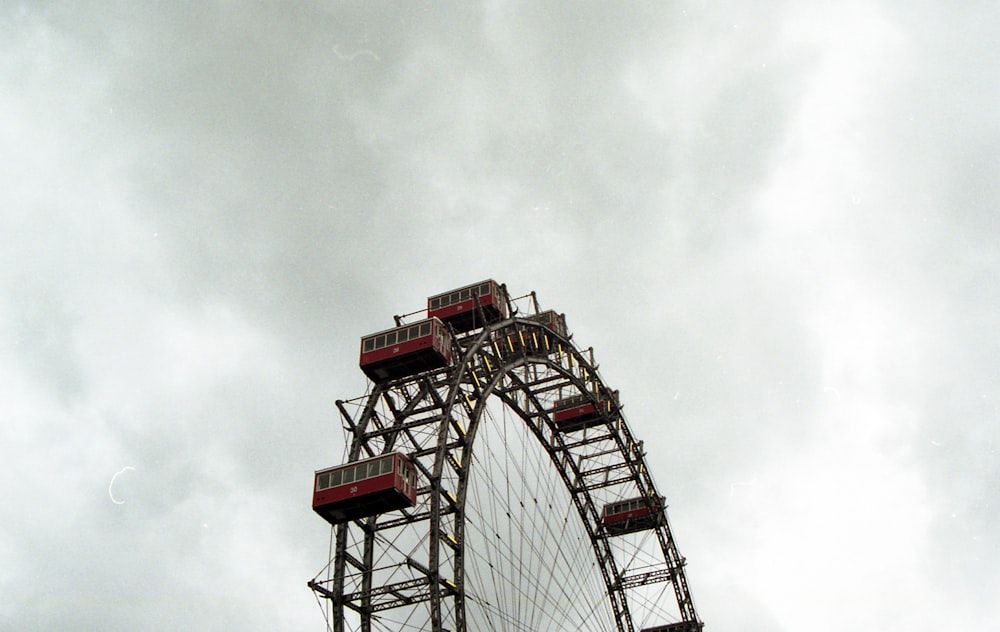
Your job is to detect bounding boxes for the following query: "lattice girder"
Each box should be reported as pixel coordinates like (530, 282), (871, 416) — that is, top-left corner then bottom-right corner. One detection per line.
(313, 317), (700, 632)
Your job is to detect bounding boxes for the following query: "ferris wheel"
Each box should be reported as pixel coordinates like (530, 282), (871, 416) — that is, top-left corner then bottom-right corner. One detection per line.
(309, 280), (704, 632)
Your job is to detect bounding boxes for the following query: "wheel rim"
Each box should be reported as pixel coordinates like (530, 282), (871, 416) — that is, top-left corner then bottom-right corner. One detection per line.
(311, 316), (700, 632)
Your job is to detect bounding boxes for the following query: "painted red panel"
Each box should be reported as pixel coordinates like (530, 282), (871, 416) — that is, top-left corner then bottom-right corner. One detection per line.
(641, 623), (702, 632)
(553, 403), (597, 423)
(359, 334), (436, 367)
(603, 506), (655, 526)
(313, 472), (395, 508)
(427, 296), (499, 322)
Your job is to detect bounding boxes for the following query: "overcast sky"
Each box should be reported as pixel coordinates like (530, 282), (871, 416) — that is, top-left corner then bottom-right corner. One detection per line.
(2, 1), (998, 630)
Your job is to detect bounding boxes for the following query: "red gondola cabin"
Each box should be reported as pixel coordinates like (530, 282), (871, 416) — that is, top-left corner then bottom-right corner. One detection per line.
(427, 280), (508, 333)
(641, 622), (703, 632)
(495, 310), (568, 358)
(313, 453), (418, 526)
(550, 389), (619, 433)
(602, 495), (665, 536)
(531, 310), (568, 338)
(359, 318), (453, 383)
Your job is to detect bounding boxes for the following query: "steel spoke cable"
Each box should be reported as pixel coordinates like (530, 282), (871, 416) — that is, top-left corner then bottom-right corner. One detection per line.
(462, 488), (600, 628)
(462, 396), (614, 630)
(512, 420), (612, 628)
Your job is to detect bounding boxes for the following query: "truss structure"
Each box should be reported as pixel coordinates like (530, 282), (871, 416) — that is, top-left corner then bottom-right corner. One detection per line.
(310, 294), (702, 632)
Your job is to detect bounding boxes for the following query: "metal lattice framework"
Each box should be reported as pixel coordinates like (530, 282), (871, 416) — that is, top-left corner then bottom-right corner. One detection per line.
(310, 291), (702, 632)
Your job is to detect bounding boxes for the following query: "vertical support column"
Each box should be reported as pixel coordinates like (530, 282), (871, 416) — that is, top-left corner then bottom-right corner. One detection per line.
(360, 520), (375, 632)
(331, 524), (349, 632)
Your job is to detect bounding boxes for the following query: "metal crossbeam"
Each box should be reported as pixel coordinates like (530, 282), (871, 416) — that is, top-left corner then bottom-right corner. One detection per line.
(314, 308), (702, 632)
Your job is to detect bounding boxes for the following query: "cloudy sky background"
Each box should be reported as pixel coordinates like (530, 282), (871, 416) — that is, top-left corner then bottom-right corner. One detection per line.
(2, 1), (998, 630)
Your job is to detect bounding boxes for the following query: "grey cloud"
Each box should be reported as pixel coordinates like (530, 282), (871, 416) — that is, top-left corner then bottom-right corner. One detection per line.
(2, 1), (998, 630)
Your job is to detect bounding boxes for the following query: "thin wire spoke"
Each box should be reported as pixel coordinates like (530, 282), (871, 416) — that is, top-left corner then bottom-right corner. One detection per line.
(463, 397), (616, 631)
